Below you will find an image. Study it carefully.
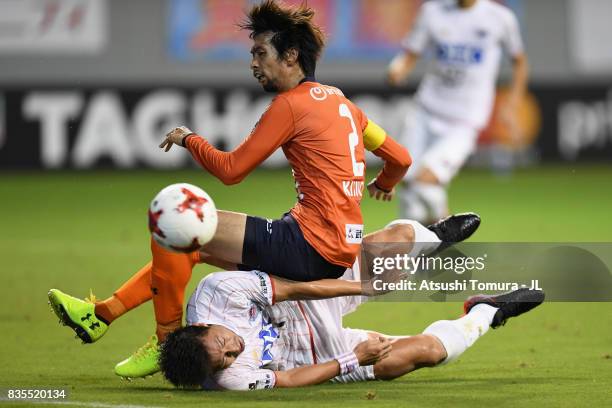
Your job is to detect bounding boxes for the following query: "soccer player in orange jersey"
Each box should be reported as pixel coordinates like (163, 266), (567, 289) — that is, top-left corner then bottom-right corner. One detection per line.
(49, 0), (418, 380)
(160, 1), (411, 279)
(154, 0), (411, 337)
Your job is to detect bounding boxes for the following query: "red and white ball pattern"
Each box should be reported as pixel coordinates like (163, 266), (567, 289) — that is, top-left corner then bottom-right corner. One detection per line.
(148, 183), (218, 253)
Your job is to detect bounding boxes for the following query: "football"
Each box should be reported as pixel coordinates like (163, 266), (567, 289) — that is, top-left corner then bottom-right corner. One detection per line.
(148, 183), (218, 252)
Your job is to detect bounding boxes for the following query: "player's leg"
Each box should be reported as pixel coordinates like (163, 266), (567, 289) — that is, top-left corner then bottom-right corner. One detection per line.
(399, 105), (432, 222)
(373, 288), (545, 381)
(331, 299), (489, 382)
(403, 169), (447, 225)
(150, 239), (202, 340)
(374, 302), (497, 380)
(372, 304), (494, 380)
(149, 209), (340, 339)
(148, 201), (374, 344)
(95, 261), (151, 324)
(111, 209), (336, 379)
(149, 209), (342, 342)
(48, 265), (152, 344)
(110, 240), (200, 379)
(88, 211), (243, 332)
(113, 210), (342, 379)
(48, 245), (200, 340)
(198, 210), (247, 264)
(363, 214), (480, 262)
(363, 218), (441, 258)
(401, 113), (479, 224)
(372, 334), (446, 379)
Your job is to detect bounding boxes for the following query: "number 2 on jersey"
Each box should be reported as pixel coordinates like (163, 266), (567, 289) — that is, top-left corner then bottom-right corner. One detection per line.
(339, 103), (365, 177)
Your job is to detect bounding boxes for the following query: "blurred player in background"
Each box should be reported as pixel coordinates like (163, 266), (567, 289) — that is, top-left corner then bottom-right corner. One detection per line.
(50, 0), (412, 380)
(387, 0), (529, 223)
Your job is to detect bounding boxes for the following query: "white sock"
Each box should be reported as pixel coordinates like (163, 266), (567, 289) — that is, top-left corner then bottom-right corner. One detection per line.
(423, 304), (498, 365)
(386, 219), (441, 256)
(399, 186), (429, 223)
(412, 182), (448, 222)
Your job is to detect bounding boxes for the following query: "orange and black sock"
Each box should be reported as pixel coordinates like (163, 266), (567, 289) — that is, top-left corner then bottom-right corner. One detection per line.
(150, 239), (200, 341)
(94, 261), (154, 325)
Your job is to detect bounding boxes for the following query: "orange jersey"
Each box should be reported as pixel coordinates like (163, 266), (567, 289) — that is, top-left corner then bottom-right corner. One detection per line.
(186, 81), (411, 268)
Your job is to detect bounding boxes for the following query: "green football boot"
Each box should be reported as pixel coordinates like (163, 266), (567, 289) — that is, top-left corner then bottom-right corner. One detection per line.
(115, 335), (161, 379)
(48, 289), (109, 343)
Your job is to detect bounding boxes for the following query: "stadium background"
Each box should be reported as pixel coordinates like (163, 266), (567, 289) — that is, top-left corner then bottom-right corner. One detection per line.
(1, 1), (611, 407)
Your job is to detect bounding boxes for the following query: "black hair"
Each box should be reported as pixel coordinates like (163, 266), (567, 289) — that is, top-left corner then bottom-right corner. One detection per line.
(159, 325), (211, 388)
(239, 0), (326, 76)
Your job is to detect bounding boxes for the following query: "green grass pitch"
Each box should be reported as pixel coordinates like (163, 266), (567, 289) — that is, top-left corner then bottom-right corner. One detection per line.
(1, 165), (611, 407)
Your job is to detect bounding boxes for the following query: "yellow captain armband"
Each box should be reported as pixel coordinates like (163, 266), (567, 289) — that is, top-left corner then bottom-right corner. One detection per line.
(363, 120), (387, 151)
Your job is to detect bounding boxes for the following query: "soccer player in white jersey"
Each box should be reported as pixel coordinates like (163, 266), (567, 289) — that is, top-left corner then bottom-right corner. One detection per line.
(48, 213), (481, 379)
(387, 0), (529, 223)
(160, 243), (543, 390)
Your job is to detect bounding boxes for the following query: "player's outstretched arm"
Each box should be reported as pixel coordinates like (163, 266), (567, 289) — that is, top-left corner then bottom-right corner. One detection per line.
(158, 96), (294, 185)
(387, 50), (420, 86)
(274, 336), (391, 388)
(509, 53), (529, 106)
(272, 277), (363, 302)
(272, 269), (406, 302)
(501, 53), (529, 139)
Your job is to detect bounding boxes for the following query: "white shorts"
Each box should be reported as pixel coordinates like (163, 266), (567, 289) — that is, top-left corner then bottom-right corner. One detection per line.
(299, 263), (376, 384)
(402, 105), (479, 185)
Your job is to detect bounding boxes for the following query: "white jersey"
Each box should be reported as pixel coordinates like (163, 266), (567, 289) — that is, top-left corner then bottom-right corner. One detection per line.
(186, 266), (369, 391)
(403, 0), (524, 129)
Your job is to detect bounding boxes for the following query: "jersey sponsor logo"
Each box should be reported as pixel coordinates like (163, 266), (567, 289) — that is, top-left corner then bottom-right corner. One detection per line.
(258, 318), (279, 365)
(475, 29), (489, 39)
(342, 180), (364, 198)
(248, 304), (259, 322)
(248, 373), (274, 390)
(253, 271), (270, 298)
(436, 43), (484, 64)
(264, 372), (273, 389)
(345, 224), (364, 244)
(309, 85), (344, 101)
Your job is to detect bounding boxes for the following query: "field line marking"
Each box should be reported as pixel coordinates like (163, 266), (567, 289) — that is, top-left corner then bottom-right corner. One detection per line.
(0, 398), (164, 408)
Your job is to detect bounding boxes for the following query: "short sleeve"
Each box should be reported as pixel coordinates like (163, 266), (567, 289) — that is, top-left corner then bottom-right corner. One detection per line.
(214, 367), (276, 391)
(401, 4), (432, 54)
(501, 9), (524, 57)
(187, 271), (275, 325)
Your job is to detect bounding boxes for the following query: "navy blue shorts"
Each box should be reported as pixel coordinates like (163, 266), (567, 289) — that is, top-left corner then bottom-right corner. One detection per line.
(239, 213), (346, 282)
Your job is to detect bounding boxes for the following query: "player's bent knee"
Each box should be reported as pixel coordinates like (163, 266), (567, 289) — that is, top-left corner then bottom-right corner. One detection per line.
(364, 223), (415, 245)
(420, 334), (448, 365)
(373, 335), (447, 380)
(400, 334), (447, 366)
(415, 167), (441, 185)
(387, 223), (415, 243)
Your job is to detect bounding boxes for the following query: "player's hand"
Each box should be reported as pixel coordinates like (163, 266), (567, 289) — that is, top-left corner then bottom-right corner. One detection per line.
(353, 336), (392, 366)
(159, 126), (194, 152)
(362, 269), (409, 297)
(367, 179), (395, 202)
